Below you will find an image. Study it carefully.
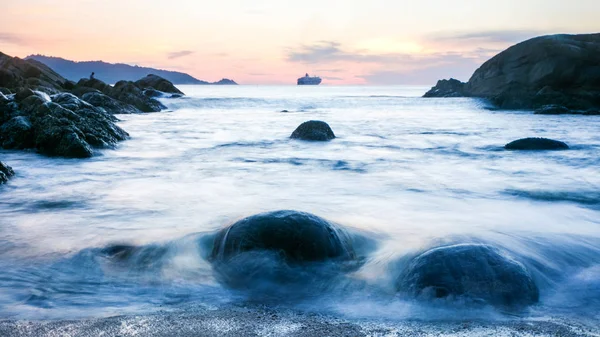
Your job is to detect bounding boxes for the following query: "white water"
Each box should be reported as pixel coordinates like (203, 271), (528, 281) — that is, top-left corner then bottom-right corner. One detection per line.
(0, 85), (599, 324)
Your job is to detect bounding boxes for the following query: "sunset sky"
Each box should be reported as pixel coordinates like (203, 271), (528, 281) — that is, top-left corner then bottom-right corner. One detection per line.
(1, 0), (599, 84)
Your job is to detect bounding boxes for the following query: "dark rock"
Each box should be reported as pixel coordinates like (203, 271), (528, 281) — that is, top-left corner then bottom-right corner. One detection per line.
(505, 137), (569, 150)
(0, 87), (11, 95)
(0, 116), (34, 149)
(424, 34), (600, 111)
(51, 92), (95, 111)
(111, 80), (166, 112)
(15, 88), (35, 102)
(142, 88), (164, 98)
(423, 78), (466, 98)
(290, 120), (336, 141)
(19, 94), (48, 115)
(169, 93), (183, 98)
(396, 244), (539, 308)
(534, 105), (571, 115)
(280, 110), (289, 113)
(0, 97), (18, 125)
(211, 210), (355, 263)
(0, 52), (66, 93)
(29, 99), (128, 158)
(583, 109), (600, 115)
(75, 78), (112, 95)
(62, 80), (76, 90)
(0, 161), (15, 184)
(135, 74), (183, 95)
(82, 92), (142, 114)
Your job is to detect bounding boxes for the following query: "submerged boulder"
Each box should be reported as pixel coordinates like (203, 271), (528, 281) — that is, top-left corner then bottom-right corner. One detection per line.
(397, 244), (539, 308)
(211, 210), (355, 264)
(0, 161), (14, 184)
(290, 120), (336, 141)
(505, 137), (569, 150)
(135, 74), (183, 95)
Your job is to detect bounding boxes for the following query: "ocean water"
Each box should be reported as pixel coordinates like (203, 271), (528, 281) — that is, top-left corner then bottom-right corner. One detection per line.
(0, 85), (599, 330)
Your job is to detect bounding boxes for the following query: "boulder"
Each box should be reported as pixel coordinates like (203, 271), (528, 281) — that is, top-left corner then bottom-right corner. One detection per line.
(111, 80), (166, 112)
(211, 210), (355, 264)
(396, 244), (539, 308)
(534, 105), (571, 115)
(290, 120), (336, 141)
(0, 87), (11, 95)
(0, 116), (34, 149)
(75, 78), (113, 95)
(0, 161), (14, 184)
(134, 74), (183, 95)
(82, 92), (142, 114)
(423, 78), (466, 97)
(505, 137), (569, 150)
(424, 34), (600, 111)
(14, 88), (35, 102)
(51, 92), (95, 111)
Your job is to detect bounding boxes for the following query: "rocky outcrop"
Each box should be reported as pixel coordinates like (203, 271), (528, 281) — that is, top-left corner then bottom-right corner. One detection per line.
(396, 244), (539, 308)
(0, 52), (67, 94)
(135, 74), (183, 94)
(505, 137), (569, 151)
(0, 161), (14, 184)
(423, 78), (466, 97)
(290, 120), (336, 141)
(424, 34), (600, 112)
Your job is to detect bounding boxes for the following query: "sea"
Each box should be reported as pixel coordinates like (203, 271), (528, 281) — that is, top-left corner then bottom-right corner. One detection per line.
(0, 85), (599, 336)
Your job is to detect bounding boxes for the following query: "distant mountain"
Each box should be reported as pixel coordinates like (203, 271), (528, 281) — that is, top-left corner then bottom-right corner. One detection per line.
(25, 55), (237, 85)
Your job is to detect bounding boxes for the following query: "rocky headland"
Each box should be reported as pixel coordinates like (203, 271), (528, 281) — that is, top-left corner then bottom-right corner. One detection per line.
(0, 52), (183, 158)
(424, 33), (600, 115)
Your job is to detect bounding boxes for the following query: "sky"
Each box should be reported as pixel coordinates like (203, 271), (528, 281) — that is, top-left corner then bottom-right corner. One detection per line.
(0, 0), (599, 85)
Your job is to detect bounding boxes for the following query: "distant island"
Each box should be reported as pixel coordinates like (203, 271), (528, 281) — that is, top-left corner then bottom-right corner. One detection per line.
(25, 55), (237, 85)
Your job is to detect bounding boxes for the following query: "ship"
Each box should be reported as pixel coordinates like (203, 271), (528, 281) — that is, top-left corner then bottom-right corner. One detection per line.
(297, 73), (322, 85)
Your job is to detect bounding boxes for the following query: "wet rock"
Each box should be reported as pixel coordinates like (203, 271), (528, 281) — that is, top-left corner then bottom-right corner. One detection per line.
(396, 244), (539, 308)
(135, 74), (183, 95)
(111, 80), (166, 112)
(0, 161), (14, 184)
(82, 92), (142, 114)
(0, 116), (34, 149)
(423, 78), (466, 98)
(290, 120), (336, 141)
(30, 101), (129, 158)
(75, 78), (113, 95)
(51, 92), (95, 111)
(505, 137), (569, 150)
(280, 110), (289, 113)
(19, 94), (48, 115)
(534, 105), (571, 115)
(211, 210), (355, 263)
(0, 88), (11, 95)
(14, 88), (35, 102)
(142, 88), (164, 98)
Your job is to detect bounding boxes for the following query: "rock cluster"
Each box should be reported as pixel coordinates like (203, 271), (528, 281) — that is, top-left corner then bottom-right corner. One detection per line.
(0, 52), (183, 157)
